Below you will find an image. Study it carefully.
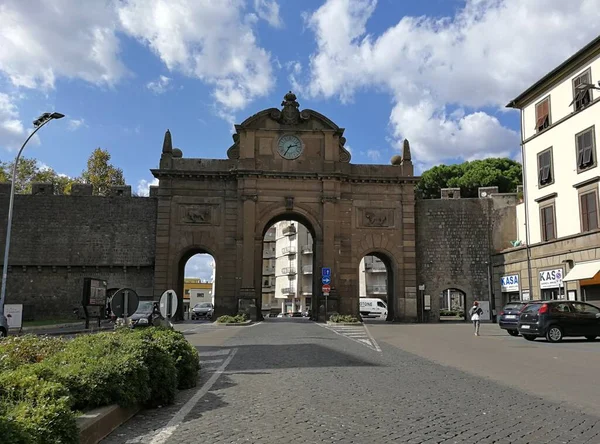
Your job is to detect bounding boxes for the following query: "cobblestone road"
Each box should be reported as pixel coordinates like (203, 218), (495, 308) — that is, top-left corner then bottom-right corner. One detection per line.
(102, 319), (600, 444)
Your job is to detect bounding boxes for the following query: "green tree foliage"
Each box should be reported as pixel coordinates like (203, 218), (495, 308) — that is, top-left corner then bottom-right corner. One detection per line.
(0, 158), (81, 195)
(0, 148), (126, 195)
(81, 148), (125, 196)
(416, 158), (522, 199)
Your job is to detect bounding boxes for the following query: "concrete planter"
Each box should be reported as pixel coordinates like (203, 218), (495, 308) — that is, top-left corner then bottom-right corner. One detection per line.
(215, 320), (254, 326)
(77, 404), (140, 444)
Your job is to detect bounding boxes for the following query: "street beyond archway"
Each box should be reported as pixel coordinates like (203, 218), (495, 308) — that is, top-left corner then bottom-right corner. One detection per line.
(103, 322), (600, 443)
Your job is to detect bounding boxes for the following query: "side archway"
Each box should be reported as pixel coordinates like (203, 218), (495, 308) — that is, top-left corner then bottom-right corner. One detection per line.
(356, 249), (398, 322)
(429, 283), (473, 322)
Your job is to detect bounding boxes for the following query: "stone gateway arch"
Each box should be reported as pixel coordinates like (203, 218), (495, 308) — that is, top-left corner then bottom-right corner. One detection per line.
(152, 92), (418, 321)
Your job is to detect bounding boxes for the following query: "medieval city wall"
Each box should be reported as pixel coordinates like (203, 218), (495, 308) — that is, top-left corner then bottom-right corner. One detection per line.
(0, 184), (157, 319)
(416, 194), (517, 321)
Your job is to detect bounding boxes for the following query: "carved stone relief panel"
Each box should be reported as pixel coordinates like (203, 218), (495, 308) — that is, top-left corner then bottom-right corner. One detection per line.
(356, 208), (395, 229)
(179, 204), (220, 225)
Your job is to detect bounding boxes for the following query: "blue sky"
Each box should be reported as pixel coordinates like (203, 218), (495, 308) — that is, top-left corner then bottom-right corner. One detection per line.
(1, 0), (598, 278)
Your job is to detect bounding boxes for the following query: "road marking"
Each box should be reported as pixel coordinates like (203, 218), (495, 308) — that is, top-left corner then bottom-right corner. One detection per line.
(147, 348), (238, 444)
(199, 349), (231, 357)
(199, 359), (224, 364)
(318, 323), (382, 352)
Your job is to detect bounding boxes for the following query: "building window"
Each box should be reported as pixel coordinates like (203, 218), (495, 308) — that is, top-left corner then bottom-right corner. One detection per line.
(535, 96), (550, 132)
(540, 204), (556, 241)
(576, 126), (596, 172)
(537, 148), (553, 187)
(580, 190), (599, 232)
(573, 69), (592, 111)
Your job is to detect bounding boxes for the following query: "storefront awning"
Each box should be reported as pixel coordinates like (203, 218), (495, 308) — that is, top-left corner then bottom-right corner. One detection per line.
(563, 260), (600, 282)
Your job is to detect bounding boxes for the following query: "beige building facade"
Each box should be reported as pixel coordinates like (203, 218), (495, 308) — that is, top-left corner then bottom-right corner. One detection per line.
(151, 92), (418, 321)
(495, 36), (600, 308)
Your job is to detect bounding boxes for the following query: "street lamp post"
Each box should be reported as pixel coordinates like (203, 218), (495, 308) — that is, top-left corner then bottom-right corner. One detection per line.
(0, 112), (65, 316)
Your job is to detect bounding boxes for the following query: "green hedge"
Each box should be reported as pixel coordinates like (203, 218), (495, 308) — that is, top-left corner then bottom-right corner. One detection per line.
(216, 314), (247, 324)
(329, 314), (360, 323)
(0, 327), (200, 443)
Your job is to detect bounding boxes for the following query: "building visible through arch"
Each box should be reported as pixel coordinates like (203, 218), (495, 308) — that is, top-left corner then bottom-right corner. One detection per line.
(152, 91), (419, 321)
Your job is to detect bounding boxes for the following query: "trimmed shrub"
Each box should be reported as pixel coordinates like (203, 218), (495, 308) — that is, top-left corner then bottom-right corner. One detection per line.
(329, 314), (360, 323)
(126, 328), (200, 390)
(216, 314), (247, 324)
(0, 335), (66, 371)
(0, 368), (77, 444)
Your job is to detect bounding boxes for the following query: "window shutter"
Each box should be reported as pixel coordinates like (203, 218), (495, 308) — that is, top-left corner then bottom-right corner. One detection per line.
(589, 193), (599, 230)
(583, 146), (593, 165)
(582, 194), (589, 232)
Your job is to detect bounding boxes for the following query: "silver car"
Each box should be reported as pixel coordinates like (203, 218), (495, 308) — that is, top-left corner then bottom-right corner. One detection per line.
(0, 313), (8, 337)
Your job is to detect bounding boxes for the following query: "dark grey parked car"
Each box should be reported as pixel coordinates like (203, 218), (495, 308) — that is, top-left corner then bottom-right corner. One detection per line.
(498, 301), (527, 336)
(518, 300), (600, 342)
(192, 303), (214, 320)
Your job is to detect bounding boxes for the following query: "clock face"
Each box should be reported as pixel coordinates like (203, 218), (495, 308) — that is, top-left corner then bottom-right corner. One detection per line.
(277, 135), (303, 160)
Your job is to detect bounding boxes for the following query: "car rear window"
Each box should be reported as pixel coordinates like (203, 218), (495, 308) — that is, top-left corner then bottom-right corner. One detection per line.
(522, 303), (541, 313)
(503, 303), (523, 310)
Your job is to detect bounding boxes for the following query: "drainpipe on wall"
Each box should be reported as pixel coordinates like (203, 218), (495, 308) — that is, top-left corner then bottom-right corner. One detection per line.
(520, 108), (535, 299)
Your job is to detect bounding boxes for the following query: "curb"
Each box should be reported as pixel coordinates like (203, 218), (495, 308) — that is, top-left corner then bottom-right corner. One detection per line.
(77, 404), (140, 444)
(9, 325), (114, 337)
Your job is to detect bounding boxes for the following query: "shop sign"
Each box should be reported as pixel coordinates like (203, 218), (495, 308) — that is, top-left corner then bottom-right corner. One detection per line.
(500, 275), (519, 292)
(539, 269), (563, 289)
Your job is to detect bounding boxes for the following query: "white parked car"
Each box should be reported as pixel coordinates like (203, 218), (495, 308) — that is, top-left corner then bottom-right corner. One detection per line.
(359, 298), (388, 320)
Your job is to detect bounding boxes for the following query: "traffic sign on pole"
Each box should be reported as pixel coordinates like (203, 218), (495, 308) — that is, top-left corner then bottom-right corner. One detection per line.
(321, 267), (331, 277)
(159, 289), (178, 318)
(321, 276), (331, 285)
(111, 288), (139, 318)
(322, 284), (331, 293)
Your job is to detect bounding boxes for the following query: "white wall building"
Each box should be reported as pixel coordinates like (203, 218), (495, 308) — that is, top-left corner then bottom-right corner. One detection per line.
(495, 36), (600, 306)
(358, 256), (388, 300)
(261, 221), (313, 314)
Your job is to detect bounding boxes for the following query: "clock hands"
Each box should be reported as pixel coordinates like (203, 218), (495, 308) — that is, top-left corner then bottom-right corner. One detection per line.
(284, 143), (298, 156)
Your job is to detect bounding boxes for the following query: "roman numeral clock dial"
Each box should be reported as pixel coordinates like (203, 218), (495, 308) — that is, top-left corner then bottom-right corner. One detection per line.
(277, 135), (303, 160)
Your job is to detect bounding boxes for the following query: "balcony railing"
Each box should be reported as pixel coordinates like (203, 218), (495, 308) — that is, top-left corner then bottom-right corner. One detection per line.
(263, 266), (275, 275)
(367, 285), (387, 294)
(302, 265), (313, 274)
(263, 248), (276, 258)
(365, 263), (387, 273)
(282, 246), (297, 255)
(282, 267), (297, 275)
(281, 287), (294, 295)
(282, 224), (296, 236)
(302, 287), (312, 295)
(301, 245), (313, 254)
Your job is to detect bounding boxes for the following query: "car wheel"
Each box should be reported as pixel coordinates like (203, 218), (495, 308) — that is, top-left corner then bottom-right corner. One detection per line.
(523, 334), (536, 341)
(585, 335), (597, 341)
(0, 328), (6, 338)
(507, 329), (519, 336)
(546, 325), (563, 343)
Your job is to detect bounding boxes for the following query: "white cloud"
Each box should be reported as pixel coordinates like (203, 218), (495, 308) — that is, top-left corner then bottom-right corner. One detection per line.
(302, 0), (600, 165)
(118, 0), (274, 112)
(366, 149), (381, 162)
(0, 93), (41, 151)
(254, 0), (282, 28)
(185, 254), (215, 281)
(67, 119), (87, 131)
(0, 0), (128, 89)
(136, 177), (159, 196)
(146, 75), (172, 94)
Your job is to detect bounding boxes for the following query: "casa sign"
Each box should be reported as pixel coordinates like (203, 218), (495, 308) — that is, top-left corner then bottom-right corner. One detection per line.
(539, 268), (563, 289)
(500, 274), (519, 292)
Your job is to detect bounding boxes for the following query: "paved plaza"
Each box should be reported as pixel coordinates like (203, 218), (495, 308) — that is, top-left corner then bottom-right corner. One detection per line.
(102, 320), (600, 444)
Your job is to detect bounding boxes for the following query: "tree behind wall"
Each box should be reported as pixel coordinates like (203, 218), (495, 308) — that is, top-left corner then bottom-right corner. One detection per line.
(81, 148), (125, 196)
(416, 158), (522, 199)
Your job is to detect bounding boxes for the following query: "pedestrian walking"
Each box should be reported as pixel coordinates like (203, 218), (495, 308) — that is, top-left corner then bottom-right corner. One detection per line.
(469, 301), (483, 336)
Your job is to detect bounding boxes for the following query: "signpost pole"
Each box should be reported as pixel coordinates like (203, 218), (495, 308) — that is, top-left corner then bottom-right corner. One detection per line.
(124, 290), (129, 327)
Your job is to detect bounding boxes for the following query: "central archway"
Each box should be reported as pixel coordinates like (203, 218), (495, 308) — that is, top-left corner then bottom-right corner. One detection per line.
(357, 251), (396, 322)
(256, 210), (321, 321)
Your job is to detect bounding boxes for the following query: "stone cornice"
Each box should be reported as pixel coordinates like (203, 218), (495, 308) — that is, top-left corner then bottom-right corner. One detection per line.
(151, 168), (418, 184)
